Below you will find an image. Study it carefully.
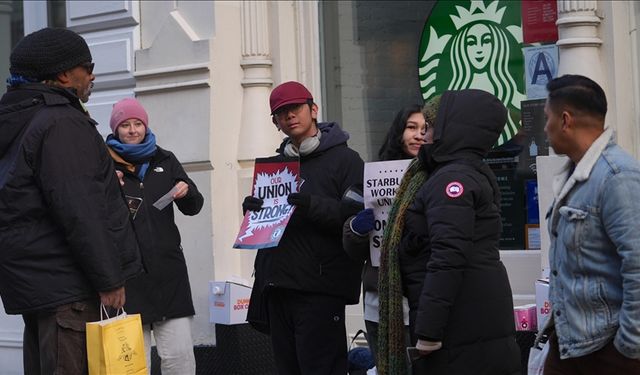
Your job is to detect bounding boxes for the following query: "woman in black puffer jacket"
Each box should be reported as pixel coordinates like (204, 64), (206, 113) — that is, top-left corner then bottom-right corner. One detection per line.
(107, 98), (203, 375)
(404, 90), (520, 375)
(343, 104), (433, 365)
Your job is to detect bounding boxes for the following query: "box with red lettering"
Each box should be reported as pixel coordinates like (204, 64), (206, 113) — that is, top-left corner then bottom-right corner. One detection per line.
(535, 278), (551, 330)
(209, 281), (252, 325)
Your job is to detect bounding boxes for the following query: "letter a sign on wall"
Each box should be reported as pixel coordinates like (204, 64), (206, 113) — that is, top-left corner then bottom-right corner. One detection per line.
(524, 44), (559, 100)
(418, 0), (525, 147)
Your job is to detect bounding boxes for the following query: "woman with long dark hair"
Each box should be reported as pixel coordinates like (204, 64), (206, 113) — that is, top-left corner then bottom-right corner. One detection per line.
(343, 103), (434, 369)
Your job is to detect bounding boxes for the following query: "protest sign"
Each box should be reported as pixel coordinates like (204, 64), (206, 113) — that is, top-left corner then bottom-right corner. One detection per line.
(364, 159), (411, 266)
(233, 157), (300, 249)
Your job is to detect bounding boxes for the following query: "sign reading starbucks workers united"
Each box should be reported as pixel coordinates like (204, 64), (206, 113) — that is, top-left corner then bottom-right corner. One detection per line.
(419, 0), (525, 147)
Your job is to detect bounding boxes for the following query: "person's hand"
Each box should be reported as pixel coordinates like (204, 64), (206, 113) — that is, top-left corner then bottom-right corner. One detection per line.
(116, 170), (125, 187)
(350, 208), (375, 236)
(99, 286), (126, 309)
(242, 196), (264, 214)
(287, 193), (311, 217)
(173, 181), (189, 199)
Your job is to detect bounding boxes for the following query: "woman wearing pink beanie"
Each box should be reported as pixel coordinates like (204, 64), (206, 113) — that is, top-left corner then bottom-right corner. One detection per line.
(106, 97), (203, 375)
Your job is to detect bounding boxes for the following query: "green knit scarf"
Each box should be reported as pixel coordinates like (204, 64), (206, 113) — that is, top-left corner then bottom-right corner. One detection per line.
(377, 158), (428, 375)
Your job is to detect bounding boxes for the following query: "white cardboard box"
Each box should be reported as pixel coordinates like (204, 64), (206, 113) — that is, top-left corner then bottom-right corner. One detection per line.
(535, 278), (551, 330)
(209, 281), (252, 325)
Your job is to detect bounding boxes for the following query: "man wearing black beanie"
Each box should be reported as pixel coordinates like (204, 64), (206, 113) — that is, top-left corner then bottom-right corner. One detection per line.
(8, 27), (95, 103)
(0, 27), (142, 374)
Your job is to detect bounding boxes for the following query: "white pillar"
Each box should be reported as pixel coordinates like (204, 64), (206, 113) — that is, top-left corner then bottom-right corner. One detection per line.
(555, 0), (604, 86)
(294, 1), (323, 115)
(237, 1), (281, 161)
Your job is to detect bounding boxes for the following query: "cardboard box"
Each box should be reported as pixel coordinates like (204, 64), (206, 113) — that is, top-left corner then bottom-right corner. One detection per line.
(209, 281), (252, 325)
(535, 278), (551, 330)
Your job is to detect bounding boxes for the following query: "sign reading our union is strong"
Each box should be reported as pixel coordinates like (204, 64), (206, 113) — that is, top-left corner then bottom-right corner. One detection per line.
(419, 0), (525, 147)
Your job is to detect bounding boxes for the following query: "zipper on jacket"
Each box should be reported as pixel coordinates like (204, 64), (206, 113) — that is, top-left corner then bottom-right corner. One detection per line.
(140, 182), (144, 190)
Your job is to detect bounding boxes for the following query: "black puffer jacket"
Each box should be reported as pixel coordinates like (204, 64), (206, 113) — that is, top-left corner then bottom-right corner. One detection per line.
(249, 122), (364, 314)
(402, 90), (520, 374)
(0, 84), (142, 314)
(109, 146), (203, 325)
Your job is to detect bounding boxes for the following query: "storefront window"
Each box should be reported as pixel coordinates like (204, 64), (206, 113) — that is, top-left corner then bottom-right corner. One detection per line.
(48, 0), (65, 28)
(1, 0), (66, 95)
(1, 0), (24, 95)
(320, 1), (436, 161)
(320, 0), (548, 250)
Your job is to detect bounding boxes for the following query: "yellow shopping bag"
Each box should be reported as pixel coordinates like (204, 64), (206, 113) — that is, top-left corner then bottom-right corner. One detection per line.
(86, 307), (148, 375)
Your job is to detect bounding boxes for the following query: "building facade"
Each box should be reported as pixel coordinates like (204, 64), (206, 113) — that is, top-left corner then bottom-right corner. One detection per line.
(1, 1), (639, 372)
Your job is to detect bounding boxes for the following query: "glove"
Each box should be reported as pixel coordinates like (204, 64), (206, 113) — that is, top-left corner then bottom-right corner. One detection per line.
(287, 193), (311, 217)
(242, 196), (263, 214)
(350, 208), (375, 236)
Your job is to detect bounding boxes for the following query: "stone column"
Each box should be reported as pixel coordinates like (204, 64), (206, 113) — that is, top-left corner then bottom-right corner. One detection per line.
(556, 0), (604, 85)
(237, 1), (280, 161)
(294, 1), (322, 113)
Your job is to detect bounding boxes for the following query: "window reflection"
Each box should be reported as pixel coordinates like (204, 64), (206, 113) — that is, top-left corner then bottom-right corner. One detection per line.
(47, 0), (65, 28)
(1, 0), (24, 95)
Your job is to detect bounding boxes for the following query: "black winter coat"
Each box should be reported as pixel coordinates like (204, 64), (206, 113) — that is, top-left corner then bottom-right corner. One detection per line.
(0, 84), (142, 314)
(402, 90), (520, 374)
(109, 145), (203, 324)
(342, 218), (377, 293)
(248, 122), (364, 329)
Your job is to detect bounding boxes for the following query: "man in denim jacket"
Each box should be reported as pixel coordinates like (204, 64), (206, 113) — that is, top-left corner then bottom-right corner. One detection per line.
(543, 74), (640, 373)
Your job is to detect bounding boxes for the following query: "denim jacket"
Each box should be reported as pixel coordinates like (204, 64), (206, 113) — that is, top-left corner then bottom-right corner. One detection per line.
(547, 128), (640, 359)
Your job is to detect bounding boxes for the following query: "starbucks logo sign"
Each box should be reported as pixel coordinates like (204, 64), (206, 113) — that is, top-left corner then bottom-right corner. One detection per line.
(419, 0), (525, 146)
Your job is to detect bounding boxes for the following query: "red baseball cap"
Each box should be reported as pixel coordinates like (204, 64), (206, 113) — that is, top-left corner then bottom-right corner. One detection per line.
(269, 81), (313, 114)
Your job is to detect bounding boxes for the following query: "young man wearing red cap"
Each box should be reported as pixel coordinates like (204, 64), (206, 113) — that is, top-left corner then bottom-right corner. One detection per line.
(244, 81), (364, 375)
(0, 27), (142, 374)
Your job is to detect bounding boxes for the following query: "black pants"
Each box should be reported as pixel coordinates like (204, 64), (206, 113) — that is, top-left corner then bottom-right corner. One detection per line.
(544, 331), (640, 374)
(22, 299), (99, 375)
(267, 288), (347, 375)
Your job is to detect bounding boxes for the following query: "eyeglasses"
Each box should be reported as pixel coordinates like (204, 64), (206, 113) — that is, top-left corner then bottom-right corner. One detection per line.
(80, 62), (95, 75)
(273, 101), (311, 118)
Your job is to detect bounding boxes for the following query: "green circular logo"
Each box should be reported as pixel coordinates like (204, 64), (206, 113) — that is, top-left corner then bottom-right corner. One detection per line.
(419, 0), (525, 146)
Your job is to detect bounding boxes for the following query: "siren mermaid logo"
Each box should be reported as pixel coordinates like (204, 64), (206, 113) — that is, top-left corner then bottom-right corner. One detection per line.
(419, 0), (525, 146)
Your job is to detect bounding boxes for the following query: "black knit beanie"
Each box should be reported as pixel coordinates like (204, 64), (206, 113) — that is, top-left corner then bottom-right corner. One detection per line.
(10, 27), (92, 80)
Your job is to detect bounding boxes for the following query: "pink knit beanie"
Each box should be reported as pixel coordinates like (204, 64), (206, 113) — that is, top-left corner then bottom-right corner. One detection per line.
(109, 98), (149, 134)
